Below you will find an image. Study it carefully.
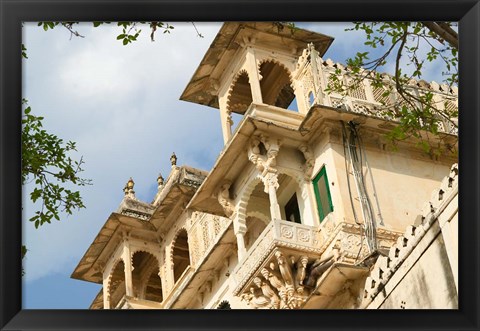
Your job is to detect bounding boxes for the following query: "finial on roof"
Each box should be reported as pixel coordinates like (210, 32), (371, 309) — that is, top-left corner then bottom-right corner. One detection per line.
(124, 177), (136, 199)
(170, 152), (177, 167)
(157, 173), (164, 186)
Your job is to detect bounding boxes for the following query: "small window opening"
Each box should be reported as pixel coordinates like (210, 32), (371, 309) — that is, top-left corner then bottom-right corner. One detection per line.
(312, 166), (333, 222)
(308, 91), (315, 106)
(284, 193), (301, 224)
(172, 229), (190, 283)
(286, 96), (298, 112)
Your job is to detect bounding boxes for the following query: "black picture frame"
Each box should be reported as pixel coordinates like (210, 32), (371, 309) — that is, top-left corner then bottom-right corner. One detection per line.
(1, 0), (479, 330)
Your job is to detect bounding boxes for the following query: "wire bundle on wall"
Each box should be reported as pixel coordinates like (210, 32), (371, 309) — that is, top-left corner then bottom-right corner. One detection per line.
(341, 121), (380, 256)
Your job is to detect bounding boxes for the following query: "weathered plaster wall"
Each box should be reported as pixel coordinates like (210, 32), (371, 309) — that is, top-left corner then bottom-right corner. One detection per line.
(363, 164), (458, 309)
(325, 130), (452, 233)
(377, 233), (458, 309)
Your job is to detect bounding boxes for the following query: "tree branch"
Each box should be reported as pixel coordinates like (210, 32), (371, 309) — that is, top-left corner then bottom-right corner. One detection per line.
(436, 22), (458, 40)
(421, 22), (458, 49)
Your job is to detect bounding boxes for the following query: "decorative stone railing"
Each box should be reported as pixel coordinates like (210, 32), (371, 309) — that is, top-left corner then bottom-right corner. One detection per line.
(293, 44), (458, 135)
(161, 266), (196, 308)
(233, 219), (323, 296)
(188, 213), (232, 268)
(161, 214), (233, 308)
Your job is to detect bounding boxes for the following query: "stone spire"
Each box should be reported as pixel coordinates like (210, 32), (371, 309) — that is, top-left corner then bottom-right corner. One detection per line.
(157, 173), (164, 189)
(170, 152), (177, 169)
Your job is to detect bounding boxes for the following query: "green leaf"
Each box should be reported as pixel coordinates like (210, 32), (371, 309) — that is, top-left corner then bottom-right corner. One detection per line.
(22, 103), (91, 230)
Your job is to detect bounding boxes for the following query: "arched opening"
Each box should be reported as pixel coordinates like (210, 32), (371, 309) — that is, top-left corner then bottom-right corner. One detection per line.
(108, 260), (126, 309)
(245, 216), (268, 251)
(277, 173), (303, 224)
(172, 229), (190, 283)
(241, 172), (305, 253)
(227, 71), (253, 115)
(131, 251), (163, 302)
(244, 181), (270, 251)
(259, 60), (297, 111)
(308, 91), (315, 106)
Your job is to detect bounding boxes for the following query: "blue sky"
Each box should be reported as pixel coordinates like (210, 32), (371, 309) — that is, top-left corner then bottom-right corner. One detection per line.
(22, 22), (452, 309)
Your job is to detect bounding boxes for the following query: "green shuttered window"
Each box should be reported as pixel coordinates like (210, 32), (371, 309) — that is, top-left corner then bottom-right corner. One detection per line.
(312, 166), (333, 222)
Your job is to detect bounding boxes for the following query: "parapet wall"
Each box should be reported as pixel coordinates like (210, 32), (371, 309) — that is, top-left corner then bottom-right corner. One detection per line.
(362, 163), (458, 309)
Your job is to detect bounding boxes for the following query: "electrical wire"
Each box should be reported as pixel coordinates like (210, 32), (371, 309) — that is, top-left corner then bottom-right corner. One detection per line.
(342, 120), (378, 255)
(341, 121), (361, 226)
(342, 121), (366, 263)
(357, 131), (385, 226)
(350, 122), (377, 252)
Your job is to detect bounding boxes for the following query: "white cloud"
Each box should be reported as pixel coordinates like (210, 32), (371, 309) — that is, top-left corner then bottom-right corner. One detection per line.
(22, 22), (223, 283)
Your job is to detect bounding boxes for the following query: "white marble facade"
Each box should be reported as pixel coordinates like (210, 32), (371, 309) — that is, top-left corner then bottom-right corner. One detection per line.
(72, 22), (458, 310)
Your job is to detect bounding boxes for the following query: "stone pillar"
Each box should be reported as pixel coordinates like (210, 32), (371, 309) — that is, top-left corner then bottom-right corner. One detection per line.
(294, 82), (309, 114)
(233, 210), (248, 260)
(122, 241), (134, 297)
(300, 181), (318, 227)
(309, 44), (325, 105)
(102, 273), (110, 309)
(247, 135), (283, 222)
(218, 95), (233, 144)
(245, 47), (263, 104)
(263, 172), (282, 220)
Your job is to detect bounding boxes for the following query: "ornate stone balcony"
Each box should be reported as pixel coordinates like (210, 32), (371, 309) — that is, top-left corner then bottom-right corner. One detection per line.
(188, 213), (233, 269)
(232, 218), (403, 309)
(293, 44), (458, 135)
(232, 220), (324, 307)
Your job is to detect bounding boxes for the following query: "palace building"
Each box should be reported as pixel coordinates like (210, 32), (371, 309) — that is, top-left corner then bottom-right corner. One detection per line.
(72, 22), (458, 309)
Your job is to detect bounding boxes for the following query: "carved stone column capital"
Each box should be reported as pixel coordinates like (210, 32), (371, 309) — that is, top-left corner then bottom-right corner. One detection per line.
(217, 182), (235, 217)
(248, 134), (283, 174)
(262, 171), (279, 193)
(299, 144), (314, 179)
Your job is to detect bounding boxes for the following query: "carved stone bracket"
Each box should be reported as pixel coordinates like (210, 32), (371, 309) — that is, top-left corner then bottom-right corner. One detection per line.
(247, 134), (282, 176)
(241, 250), (312, 309)
(247, 134), (284, 220)
(217, 182), (235, 217)
(298, 144), (314, 179)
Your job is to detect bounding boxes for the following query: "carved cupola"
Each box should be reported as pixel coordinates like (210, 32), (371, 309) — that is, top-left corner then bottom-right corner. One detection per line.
(180, 23), (334, 144)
